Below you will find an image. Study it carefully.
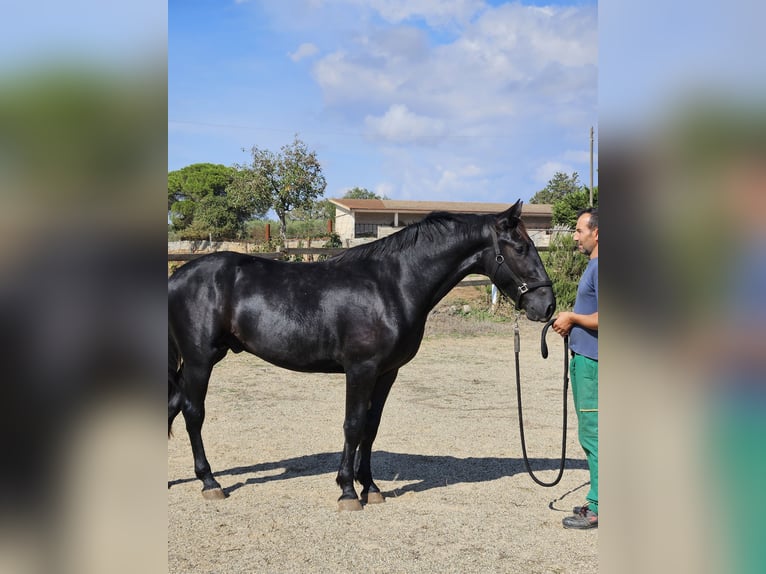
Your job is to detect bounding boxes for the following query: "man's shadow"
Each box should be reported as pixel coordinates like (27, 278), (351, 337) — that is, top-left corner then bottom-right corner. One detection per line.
(168, 451), (588, 497)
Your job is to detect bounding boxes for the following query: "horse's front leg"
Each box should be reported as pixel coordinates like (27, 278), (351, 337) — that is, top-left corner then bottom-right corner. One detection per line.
(356, 369), (398, 505)
(336, 366), (377, 511)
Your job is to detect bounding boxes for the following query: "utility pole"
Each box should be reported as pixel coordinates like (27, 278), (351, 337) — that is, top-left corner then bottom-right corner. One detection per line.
(589, 126), (594, 207)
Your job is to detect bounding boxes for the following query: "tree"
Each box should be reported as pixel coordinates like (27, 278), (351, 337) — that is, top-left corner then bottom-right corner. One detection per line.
(232, 135), (327, 243)
(168, 163), (263, 240)
(168, 163), (232, 228)
(529, 171), (583, 204)
(287, 201), (330, 241)
(193, 194), (243, 239)
(542, 178), (598, 310)
(552, 187), (598, 228)
(343, 187), (388, 200)
(314, 198), (337, 224)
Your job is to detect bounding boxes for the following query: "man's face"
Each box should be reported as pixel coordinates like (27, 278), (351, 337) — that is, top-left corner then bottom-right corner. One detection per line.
(573, 213), (598, 256)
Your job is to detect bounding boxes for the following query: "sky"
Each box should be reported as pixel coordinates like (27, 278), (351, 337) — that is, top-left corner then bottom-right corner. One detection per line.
(169, 0), (598, 204)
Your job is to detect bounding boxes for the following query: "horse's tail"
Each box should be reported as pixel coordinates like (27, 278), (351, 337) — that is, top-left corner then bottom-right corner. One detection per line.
(168, 330), (183, 438)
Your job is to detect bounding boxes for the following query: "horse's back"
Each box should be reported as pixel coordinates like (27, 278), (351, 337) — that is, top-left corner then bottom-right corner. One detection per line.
(169, 251), (277, 299)
(169, 251), (254, 284)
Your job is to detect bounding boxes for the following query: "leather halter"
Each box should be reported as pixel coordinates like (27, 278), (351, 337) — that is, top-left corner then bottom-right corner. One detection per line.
(488, 226), (552, 308)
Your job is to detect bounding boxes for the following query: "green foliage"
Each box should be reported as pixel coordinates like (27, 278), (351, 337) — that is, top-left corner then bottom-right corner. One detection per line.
(286, 217), (328, 239)
(192, 194), (243, 239)
(232, 134), (327, 243)
(288, 196), (333, 240)
(529, 171), (583, 204)
(543, 231), (588, 311)
(246, 217), (334, 249)
(243, 220), (278, 251)
(168, 162), (233, 203)
(314, 198), (336, 222)
(552, 187), (598, 228)
(343, 187), (388, 200)
(0, 66), (163, 207)
(167, 163), (262, 240)
(323, 232), (342, 249)
(169, 198), (196, 228)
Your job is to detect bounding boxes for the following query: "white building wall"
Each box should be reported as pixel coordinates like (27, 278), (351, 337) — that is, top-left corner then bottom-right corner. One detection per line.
(333, 206), (553, 247)
(334, 208), (356, 244)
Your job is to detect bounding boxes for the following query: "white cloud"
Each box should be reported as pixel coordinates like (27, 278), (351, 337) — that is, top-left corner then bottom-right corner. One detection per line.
(220, 0), (597, 202)
(312, 2), (597, 137)
(358, 0), (484, 27)
(289, 42), (319, 62)
(374, 182), (395, 198)
(435, 163), (483, 192)
(563, 149), (591, 163)
(364, 104), (447, 142)
(534, 161), (574, 184)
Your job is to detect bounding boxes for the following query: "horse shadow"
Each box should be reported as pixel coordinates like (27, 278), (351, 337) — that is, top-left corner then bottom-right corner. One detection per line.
(168, 451), (589, 497)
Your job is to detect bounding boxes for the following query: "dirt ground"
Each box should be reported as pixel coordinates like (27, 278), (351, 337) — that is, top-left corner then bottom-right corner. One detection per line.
(168, 288), (598, 573)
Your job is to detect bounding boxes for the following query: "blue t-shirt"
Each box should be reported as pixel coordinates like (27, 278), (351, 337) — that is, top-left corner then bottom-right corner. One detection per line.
(569, 257), (598, 360)
(716, 240), (766, 404)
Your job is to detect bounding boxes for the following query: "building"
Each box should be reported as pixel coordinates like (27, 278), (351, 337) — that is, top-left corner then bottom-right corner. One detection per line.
(329, 199), (554, 247)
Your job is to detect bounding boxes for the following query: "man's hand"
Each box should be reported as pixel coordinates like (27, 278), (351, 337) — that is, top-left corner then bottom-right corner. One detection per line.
(552, 312), (576, 337)
(552, 311), (599, 337)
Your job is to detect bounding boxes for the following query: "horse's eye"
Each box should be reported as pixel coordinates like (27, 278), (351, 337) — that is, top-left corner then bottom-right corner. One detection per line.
(513, 243), (525, 255)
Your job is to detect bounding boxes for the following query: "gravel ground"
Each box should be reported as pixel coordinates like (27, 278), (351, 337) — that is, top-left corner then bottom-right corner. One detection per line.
(169, 293), (598, 573)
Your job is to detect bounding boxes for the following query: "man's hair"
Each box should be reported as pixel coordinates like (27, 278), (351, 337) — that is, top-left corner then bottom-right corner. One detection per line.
(577, 207), (598, 230)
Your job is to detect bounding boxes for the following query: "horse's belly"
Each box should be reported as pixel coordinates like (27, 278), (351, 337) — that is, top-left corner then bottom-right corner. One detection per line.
(264, 354), (344, 374)
(242, 339), (344, 374)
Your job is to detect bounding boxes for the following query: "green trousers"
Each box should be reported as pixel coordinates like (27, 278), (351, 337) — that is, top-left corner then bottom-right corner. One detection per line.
(570, 353), (598, 514)
(710, 392), (766, 574)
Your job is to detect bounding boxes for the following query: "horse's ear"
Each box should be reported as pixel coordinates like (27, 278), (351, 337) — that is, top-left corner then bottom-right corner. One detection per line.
(495, 199), (523, 230)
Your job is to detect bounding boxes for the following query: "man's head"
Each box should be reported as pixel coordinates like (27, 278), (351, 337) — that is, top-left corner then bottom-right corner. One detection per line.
(574, 208), (598, 258)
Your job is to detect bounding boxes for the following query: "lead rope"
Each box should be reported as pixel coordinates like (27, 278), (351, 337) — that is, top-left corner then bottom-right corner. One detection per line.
(514, 315), (569, 487)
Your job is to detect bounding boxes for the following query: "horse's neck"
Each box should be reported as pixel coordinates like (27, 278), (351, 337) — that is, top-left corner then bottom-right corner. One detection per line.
(399, 226), (486, 311)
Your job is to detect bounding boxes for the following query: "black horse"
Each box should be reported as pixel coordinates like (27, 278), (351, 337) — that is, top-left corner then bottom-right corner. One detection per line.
(168, 200), (555, 510)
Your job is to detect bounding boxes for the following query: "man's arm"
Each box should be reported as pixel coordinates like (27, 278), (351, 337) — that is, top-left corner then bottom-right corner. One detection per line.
(552, 311), (598, 336)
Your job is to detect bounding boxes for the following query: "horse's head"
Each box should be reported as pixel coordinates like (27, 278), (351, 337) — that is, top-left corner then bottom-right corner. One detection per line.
(485, 200), (555, 322)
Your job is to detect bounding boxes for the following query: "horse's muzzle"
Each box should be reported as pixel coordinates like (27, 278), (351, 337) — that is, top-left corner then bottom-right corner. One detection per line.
(523, 291), (556, 322)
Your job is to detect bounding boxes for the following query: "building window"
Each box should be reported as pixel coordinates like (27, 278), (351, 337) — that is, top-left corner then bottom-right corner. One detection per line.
(354, 223), (380, 238)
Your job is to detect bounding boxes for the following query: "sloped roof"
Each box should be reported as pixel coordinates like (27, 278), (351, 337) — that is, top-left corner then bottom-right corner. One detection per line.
(329, 198), (552, 215)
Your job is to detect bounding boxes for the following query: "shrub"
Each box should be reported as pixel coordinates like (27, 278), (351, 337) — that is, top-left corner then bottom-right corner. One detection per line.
(543, 230), (588, 311)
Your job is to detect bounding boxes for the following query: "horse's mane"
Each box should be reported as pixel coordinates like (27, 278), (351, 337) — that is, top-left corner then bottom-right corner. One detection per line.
(333, 211), (487, 263)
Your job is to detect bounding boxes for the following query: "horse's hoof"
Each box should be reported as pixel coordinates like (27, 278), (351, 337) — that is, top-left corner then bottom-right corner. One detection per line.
(337, 498), (363, 511)
(362, 492), (385, 505)
(202, 487), (226, 500)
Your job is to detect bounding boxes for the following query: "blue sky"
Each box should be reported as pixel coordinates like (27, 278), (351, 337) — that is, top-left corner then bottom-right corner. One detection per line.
(169, 0), (597, 203)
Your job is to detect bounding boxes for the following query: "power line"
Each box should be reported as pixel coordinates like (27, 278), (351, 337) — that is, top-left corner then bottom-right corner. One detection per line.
(169, 118), (537, 142)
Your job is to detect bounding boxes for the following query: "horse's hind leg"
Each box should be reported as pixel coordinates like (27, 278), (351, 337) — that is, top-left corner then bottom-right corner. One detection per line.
(336, 366), (379, 510)
(356, 369), (398, 505)
(168, 333), (183, 437)
(181, 359), (226, 499)
(168, 369), (182, 437)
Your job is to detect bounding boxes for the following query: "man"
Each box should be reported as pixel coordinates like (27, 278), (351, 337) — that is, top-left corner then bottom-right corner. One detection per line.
(552, 207), (598, 530)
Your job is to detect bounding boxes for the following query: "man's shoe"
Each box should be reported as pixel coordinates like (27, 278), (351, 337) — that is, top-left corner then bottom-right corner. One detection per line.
(572, 505), (590, 515)
(562, 508), (598, 529)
